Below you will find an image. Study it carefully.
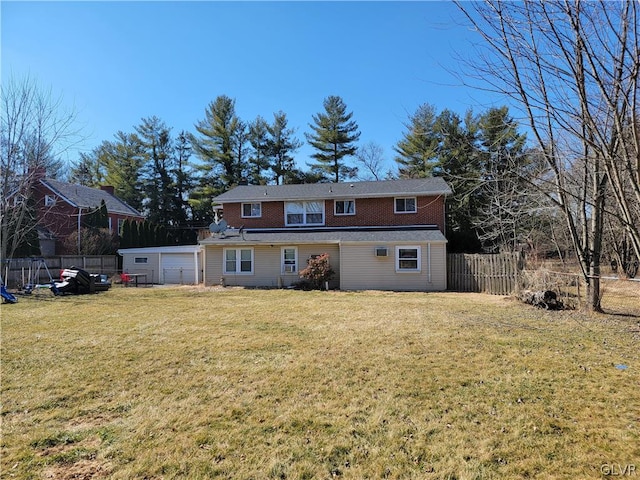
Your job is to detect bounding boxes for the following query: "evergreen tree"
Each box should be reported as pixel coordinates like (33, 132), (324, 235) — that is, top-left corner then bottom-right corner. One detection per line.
(433, 109), (483, 252)
(83, 200), (109, 230)
(306, 96), (360, 182)
(13, 196), (41, 257)
(70, 152), (105, 187)
(247, 116), (270, 185)
(130, 220), (140, 248)
(95, 132), (145, 212)
(190, 95), (246, 220)
(120, 219), (132, 248)
(267, 111), (302, 185)
(99, 199), (109, 229)
(174, 131), (194, 225)
(474, 107), (532, 252)
(394, 104), (533, 253)
(394, 103), (439, 178)
(136, 116), (183, 226)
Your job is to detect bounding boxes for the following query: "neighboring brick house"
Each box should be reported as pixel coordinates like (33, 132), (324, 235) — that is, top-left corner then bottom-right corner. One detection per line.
(33, 174), (144, 255)
(200, 178), (452, 291)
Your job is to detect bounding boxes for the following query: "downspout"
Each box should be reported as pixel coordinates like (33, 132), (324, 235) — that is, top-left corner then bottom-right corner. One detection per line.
(194, 249), (199, 284)
(427, 243), (432, 284)
(77, 208), (82, 254)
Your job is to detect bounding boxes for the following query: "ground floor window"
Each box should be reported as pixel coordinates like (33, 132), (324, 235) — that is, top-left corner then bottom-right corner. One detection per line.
(396, 246), (421, 272)
(224, 248), (254, 274)
(282, 247), (298, 273)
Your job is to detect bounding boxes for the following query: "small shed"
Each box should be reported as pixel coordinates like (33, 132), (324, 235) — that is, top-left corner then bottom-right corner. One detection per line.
(117, 246), (203, 285)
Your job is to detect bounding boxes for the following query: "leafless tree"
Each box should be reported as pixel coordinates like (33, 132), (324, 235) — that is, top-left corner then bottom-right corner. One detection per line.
(1, 75), (81, 262)
(354, 141), (391, 181)
(456, 0), (640, 311)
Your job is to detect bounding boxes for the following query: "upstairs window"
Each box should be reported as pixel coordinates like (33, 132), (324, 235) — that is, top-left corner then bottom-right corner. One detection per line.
(44, 195), (56, 207)
(285, 201), (324, 226)
(242, 202), (262, 218)
(395, 197), (416, 213)
(334, 199), (355, 215)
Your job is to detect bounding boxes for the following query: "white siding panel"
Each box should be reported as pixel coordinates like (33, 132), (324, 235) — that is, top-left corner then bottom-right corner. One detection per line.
(204, 245), (224, 286)
(122, 253), (159, 284)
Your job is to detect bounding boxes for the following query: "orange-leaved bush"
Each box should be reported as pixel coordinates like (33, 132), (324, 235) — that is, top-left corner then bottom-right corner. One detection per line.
(299, 253), (334, 290)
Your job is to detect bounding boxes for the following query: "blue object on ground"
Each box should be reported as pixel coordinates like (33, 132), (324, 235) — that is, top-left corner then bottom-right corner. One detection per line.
(1, 284), (17, 303)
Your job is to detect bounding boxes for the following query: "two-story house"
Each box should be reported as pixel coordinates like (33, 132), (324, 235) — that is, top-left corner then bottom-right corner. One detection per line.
(33, 173), (144, 255)
(200, 178), (452, 291)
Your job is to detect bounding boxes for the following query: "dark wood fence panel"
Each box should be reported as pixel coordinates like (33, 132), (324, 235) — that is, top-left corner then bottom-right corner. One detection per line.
(447, 253), (524, 295)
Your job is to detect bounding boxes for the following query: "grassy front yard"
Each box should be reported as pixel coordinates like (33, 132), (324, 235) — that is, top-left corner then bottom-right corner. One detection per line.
(1, 287), (638, 479)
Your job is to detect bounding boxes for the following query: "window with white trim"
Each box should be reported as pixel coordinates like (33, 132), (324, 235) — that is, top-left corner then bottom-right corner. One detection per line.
(396, 246), (421, 272)
(44, 195), (56, 207)
(242, 202), (262, 218)
(395, 197), (417, 213)
(334, 199), (355, 215)
(285, 201), (324, 226)
(224, 248), (254, 274)
(282, 247), (298, 274)
(134, 257), (148, 264)
(117, 218), (125, 236)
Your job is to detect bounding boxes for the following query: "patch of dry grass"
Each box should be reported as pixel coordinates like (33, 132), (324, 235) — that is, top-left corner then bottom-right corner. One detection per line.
(1, 287), (639, 479)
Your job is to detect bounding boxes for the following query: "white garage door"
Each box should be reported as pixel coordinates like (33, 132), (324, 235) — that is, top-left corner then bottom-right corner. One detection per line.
(161, 253), (197, 284)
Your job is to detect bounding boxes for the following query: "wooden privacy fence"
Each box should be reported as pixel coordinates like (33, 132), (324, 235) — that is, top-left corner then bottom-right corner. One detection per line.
(447, 253), (525, 295)
(2, 256), (118, 287)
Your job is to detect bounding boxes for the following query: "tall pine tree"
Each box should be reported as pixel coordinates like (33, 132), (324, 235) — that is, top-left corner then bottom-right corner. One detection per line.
(267, 111), (302, 185)
(394, 103), (439, 178)
(306, 96), (360, 182)
(190, 95), (246, 220)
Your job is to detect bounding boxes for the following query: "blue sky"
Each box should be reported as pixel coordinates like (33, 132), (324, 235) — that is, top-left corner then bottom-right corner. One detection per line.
(2, 1), (506, 174)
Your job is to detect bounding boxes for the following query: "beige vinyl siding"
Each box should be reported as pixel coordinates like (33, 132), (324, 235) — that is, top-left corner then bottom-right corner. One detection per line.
(340, 242), (446, 291)
(204, 243), (340, 288)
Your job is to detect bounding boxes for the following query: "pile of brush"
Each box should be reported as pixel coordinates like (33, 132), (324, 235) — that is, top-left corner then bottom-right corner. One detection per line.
(519, 289), (564, 310)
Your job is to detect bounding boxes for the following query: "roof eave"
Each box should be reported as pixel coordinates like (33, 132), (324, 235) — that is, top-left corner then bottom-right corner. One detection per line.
(213, 190), (452, 204)
(40, 179), (79, 208)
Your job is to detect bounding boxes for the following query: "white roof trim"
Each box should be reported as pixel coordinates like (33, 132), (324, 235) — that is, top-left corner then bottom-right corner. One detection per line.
(118, 246), (202, 255)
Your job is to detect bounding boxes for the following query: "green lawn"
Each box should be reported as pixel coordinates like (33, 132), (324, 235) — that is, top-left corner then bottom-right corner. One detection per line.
(1, 286), (638, 479)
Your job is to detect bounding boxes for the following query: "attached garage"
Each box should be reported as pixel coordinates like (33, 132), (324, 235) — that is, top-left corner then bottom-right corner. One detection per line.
(118, 246), (203, 285)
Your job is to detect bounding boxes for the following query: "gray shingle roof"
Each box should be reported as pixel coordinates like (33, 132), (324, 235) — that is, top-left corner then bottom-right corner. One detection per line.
(41, 179), (143, 216)
(200, 226), (447, 245)
(212, 178), (452, 203)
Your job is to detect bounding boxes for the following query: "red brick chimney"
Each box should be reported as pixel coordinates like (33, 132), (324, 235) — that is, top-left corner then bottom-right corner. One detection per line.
(100, 185), (115, 196)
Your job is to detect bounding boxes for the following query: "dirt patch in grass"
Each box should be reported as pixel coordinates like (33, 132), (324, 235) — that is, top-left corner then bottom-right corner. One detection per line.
(42, 459), (112, 480)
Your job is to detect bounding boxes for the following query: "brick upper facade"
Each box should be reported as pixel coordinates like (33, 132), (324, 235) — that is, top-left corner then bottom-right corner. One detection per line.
(221, 196), (446, 231)
(212, 178), (451, 233)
